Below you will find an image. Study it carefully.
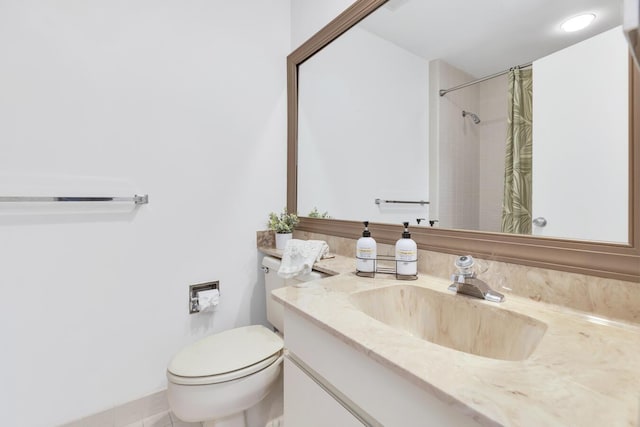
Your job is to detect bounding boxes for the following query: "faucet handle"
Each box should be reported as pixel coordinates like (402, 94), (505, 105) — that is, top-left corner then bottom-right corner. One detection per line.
(454, 255), (475, 277)
(454, 255), (490, 277)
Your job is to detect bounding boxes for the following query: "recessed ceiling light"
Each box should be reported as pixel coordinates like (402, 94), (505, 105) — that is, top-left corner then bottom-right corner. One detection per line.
(561, 13), (596, 32)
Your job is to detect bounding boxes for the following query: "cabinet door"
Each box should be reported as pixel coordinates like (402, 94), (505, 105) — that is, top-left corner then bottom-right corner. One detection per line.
(284, 358), (364, 427)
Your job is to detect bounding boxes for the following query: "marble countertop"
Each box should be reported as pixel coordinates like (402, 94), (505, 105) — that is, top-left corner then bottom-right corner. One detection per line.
(265, 249), (640, 426)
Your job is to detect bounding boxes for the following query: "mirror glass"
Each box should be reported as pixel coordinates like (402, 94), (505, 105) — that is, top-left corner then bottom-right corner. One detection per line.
(297, 0), (628, 243)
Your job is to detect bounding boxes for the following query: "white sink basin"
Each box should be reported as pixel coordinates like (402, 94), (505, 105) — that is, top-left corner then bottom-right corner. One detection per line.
(349, 284), (547, 361)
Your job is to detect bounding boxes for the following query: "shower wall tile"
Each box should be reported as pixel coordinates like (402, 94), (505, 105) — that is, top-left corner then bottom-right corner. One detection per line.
(431, 59), (479, 230)
(432, 60), (509, 233)
(477, 74), (508, 232)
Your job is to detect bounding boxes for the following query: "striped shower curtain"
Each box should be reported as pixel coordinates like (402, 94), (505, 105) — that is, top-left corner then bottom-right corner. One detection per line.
(501, 67), (533, 235)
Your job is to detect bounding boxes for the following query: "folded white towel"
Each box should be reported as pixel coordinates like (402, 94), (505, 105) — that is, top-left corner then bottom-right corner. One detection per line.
(277, 239), (329, 280)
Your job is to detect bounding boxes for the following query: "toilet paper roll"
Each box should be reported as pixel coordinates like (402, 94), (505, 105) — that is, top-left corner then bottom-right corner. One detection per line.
(197, 289), (220, 312)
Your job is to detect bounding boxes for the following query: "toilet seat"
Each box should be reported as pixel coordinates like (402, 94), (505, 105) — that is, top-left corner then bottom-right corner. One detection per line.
(167, 325), (283, 386)
(167, 353), (282, 385)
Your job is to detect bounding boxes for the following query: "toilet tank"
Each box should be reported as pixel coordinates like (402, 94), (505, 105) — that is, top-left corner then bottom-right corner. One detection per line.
(262, 256), (326, 333)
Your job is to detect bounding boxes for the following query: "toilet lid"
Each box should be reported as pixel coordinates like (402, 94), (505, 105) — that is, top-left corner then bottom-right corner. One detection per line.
(167, 325), (283, 378)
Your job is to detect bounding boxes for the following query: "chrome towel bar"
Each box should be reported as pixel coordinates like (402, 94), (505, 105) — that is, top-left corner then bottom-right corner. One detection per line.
(0, 194), (149, 205)
(375, 198), (429, 206)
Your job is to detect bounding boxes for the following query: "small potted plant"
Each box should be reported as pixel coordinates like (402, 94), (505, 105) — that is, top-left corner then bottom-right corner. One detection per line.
(268, 208), (299, 250)
(308, 207), (331, 219)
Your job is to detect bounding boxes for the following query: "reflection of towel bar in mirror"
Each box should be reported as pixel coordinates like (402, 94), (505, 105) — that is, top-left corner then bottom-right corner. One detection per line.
(0, 194), (149, 205)
(375, 198), (429, 206)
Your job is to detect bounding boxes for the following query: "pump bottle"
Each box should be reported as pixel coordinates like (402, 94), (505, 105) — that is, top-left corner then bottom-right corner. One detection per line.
(356, 221), (377, 273)
(395, 222), (417, 276)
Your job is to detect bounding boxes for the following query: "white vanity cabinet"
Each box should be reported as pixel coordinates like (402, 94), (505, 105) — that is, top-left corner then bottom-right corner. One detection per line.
(283, 308), (484, 427)
(284, 358), (364, 427)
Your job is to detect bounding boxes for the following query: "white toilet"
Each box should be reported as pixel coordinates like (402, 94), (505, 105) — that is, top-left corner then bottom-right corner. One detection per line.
(166, 256), (324, 427)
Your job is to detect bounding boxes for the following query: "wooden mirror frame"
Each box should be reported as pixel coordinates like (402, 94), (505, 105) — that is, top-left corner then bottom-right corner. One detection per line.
(287, 0), (640, 282)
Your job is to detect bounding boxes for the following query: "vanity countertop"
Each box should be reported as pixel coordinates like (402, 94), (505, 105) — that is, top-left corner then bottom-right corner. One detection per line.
(269, 258), (640, 426)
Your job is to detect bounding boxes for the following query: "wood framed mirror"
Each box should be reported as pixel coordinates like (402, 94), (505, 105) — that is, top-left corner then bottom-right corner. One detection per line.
(287, 0), (639, 282)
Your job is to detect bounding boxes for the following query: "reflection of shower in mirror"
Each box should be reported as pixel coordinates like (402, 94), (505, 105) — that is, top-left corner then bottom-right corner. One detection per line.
(462, 110), (481, 124)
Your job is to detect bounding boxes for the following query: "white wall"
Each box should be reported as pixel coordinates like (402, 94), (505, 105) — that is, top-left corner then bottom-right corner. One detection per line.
(0, 1), (290, 426)
(293, 0), (430, 226)
(291, 0), (353, 49)
(297, 26), (429, 224)
(532, 26), (628, 243)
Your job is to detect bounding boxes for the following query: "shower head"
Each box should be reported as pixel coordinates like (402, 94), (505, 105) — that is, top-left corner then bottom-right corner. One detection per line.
(462, 110), (481, 124)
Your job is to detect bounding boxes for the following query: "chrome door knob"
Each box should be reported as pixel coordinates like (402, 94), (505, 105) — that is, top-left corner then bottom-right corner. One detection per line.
(533, 217), (548, 227)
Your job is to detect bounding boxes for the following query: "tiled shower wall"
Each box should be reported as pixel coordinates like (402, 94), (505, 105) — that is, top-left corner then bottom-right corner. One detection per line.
(477, 74), (508, 232)
(430, 59), (480, 230)
(430, 59), (508, 233)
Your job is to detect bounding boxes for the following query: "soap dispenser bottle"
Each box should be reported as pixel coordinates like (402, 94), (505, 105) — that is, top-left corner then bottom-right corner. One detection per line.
(356, 221), (377, 273)
(395, 222), (417, 276)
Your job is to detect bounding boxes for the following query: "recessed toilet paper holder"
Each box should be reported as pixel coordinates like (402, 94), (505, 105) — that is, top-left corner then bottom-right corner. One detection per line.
(189, 281), (220, 314)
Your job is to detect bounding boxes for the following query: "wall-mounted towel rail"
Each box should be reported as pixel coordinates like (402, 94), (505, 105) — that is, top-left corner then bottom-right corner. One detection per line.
(375, 198), (429, 206)
(0, 194), (149, 205)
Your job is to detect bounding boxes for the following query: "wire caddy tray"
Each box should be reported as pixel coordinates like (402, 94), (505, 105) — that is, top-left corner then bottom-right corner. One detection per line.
(355, 254), (418, 280)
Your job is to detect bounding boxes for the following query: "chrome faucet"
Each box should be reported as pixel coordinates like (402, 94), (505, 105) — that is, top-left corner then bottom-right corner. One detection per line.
(448, 255), (504, 303)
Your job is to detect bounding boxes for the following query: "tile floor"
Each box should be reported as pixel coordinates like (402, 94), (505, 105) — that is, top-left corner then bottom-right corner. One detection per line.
(60, 381), (283, 427)
(60, 391), (201, 427)
(123, 411), (201, 427)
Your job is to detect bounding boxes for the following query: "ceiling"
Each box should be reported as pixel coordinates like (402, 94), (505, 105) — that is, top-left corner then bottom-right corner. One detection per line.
(359, 0), (623, 77)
